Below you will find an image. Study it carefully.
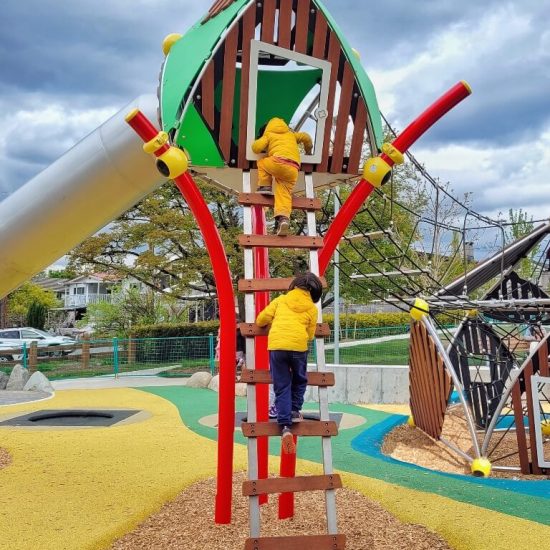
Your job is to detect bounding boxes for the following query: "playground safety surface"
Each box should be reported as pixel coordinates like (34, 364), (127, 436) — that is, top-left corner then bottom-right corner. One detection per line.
(0, 385), (548, 550)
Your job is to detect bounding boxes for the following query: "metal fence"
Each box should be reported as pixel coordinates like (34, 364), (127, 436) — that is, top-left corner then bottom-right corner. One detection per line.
(0, 325), (425, 380)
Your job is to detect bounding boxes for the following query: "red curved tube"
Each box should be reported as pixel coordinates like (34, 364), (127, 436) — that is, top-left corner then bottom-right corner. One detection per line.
(125, 112), (237, 524)
(319, 81), (471, 275)
(175, 173), (237, 525)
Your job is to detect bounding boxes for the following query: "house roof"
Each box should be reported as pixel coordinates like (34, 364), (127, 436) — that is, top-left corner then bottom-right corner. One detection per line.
(67, 273), (121, 284)
(33, 277), (70, 292)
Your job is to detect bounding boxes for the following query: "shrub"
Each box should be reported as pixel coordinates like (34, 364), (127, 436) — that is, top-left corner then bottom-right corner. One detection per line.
(131, 321), (219, 338)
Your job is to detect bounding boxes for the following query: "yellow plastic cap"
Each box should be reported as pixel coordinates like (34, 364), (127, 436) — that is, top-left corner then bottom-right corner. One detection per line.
(156, 147), (189, 178)
(124, 108), (139, 123)
(471, 457), (491, 478)
(407, 416), (415, 427)
(362, 156), (392, 187)
(461, 80), (472, 94)
(351, 48), (361, 60)
(381, 142), (404, 165)
(410, 298), (429, 321)
(162, 33), (183, 56)
(541, 419), (550, 436)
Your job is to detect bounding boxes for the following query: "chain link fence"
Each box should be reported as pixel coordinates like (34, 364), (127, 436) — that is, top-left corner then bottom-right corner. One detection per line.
(0, 325), (436, 380)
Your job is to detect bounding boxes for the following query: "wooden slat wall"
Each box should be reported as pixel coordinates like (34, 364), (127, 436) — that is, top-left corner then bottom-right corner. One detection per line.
(237, 2), (257, 168)
(409, 322), (451, 440)
(294, 0), (311, 54)
(193, 0), (374, 175)
(218, 25), (239, 160)
(330, 61), (354, 173)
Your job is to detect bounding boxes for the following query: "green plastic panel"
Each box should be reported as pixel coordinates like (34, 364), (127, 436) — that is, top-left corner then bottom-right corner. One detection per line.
(160, 0), (251, 134)
(313, 0), (384, 149)
(176, 104), (225, 167)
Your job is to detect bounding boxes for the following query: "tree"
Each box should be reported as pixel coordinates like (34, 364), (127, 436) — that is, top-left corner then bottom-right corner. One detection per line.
(7, 282), (60, 327)
(505, 208), (538, 279)
(27, 301), (47, 329)
(78, 286), (189, 336)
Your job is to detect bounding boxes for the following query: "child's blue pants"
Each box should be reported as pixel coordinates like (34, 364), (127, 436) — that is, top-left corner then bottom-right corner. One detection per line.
(269, 350), (308, 426)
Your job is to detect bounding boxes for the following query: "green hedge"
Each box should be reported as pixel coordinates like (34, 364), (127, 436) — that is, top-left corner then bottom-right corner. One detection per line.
(323, 312), (411, 329)
(132, 321), (219, 338)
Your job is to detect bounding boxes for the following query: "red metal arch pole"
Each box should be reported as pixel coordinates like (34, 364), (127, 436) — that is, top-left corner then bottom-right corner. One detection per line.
(319, 81), (472, 276)
(125, 111), (237, 524)
(276, 81), (471, 519)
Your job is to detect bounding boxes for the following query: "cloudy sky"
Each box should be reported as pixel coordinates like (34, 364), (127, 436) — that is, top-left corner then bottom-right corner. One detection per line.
(1, 0), (549, 223)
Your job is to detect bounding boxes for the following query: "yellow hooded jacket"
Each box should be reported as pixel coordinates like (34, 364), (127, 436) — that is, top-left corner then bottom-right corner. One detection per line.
(256, 288), (318, 352)
(251, 118), (313, 164)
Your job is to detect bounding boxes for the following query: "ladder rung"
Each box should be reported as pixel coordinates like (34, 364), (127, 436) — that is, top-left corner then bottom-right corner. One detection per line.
(243, 474), (342, 496)
(245, 534), (346, 550)
(238, 193), (322, 211)
(240, 368), (335, 386)
(238, 276), (327, 292)
(239, 322), (331, 338)
(241, 420), (338, 437)
(238, 234), (324, 249)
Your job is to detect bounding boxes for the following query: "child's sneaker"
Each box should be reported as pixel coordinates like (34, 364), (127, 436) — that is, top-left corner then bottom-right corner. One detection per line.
(281, 426), (296, 454)
(268, 404), (278, 419)
(276, 216), (290, 236)
(257, 186), (273, 195)
(291, 411), (303, 423)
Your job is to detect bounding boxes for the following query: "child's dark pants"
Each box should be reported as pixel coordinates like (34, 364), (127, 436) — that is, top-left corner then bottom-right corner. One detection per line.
(269, 350), (308, 426)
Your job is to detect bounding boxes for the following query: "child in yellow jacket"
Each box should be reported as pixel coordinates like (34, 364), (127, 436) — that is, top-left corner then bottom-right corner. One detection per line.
(252, 118), (313, 236)
(256, 272), (323, 454)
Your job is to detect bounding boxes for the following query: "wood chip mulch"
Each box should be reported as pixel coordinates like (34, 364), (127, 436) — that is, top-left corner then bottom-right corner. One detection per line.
(111, 472), (451, 550)
(0, 447), (11, 469)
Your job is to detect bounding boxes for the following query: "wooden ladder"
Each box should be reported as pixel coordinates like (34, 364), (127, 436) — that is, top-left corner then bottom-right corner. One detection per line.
(238, 171), (346, 550)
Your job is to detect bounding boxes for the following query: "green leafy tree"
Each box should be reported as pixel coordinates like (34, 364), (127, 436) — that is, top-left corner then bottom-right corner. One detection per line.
(26, 301), (47, 330)
(8, 282), (60, 327)
(505, 208), (537, 279)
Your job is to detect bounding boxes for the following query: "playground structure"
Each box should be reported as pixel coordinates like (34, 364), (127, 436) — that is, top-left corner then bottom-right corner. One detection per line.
(3, 0), (549, 547)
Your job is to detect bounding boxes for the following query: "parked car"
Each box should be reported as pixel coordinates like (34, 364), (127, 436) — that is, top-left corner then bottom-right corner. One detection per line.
(0, 341), (24, 363)
(0, 328), (76, 357)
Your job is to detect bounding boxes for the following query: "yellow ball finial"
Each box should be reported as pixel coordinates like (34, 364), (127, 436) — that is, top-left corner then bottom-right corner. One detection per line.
(162, 33), (183, 56)
(471, 457), (491, 478)
(541, 419), (550, 436)
(410, 298), (429, 321)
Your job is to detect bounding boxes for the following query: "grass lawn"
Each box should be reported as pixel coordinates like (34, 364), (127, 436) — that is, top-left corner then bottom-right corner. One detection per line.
(324, 337), (410, 365)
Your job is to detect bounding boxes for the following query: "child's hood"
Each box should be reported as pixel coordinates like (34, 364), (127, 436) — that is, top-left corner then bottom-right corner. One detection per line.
(265, 117), (290, 134)
(284, 288), (314, 312)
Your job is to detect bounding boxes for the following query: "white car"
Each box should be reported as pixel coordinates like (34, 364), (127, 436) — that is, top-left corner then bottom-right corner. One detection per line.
(0, 341), (24, 363)
(0, 327), (76, 357)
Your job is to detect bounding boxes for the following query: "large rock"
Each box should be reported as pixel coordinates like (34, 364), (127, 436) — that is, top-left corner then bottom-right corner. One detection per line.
(23, 371), (54, 393)
(208, 374), (220, 392)
(0, 371), (9, 390)
(6, 364), (30, 391)
(186, 371), (213, 388)
(235, 382), (248, 397)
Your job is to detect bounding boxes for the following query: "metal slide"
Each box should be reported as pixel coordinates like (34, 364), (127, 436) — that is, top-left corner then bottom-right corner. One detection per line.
(0, 94), (164, 299)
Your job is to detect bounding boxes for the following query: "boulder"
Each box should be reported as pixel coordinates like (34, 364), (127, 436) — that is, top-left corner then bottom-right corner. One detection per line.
(6, 364), (30, 391)
(186, 371), (213, 388)
(23, 371), (54, 393)
(235, 382), (248, 397)
(208, 374), (220, 392)
(0, 371), (9, 390)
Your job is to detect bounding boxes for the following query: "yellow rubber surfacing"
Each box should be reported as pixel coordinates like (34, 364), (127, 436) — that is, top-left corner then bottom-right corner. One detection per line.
(0, 388), (548, 550)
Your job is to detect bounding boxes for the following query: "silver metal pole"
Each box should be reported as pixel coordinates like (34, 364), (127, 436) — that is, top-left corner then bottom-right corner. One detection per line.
(0, 94), (164, 299)
(333, 186), (340, 365)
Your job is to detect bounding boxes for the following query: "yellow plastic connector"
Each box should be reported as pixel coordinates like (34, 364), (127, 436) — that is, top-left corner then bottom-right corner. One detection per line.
(541, 419), (550, 436)
(382, 142), (405, 165)
(410, 298), (429, 321)
(467, 309), (478, 318)
(471, 457), (491, 478)
(407, 415), (415, 427)
(362, 156), (392, 187)
(143, 131), (169, 155)
(156, 147), (189, 178)
(162, 33), (183, 56)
